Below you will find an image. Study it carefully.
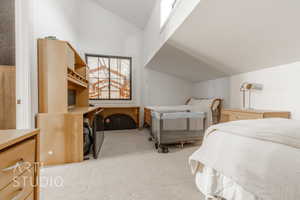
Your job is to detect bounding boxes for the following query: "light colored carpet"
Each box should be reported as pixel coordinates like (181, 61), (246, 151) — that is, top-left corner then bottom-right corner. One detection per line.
(41, 129), (205, 200)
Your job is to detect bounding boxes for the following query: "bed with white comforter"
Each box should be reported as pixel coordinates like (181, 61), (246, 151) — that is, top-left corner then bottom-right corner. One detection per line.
(189, 118), (300, 200)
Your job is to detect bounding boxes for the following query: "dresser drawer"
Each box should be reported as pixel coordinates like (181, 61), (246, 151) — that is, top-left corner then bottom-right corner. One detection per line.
(230, 112), (263, 121)
(0, 139), (36, 190)
(0, 169), (34, 200)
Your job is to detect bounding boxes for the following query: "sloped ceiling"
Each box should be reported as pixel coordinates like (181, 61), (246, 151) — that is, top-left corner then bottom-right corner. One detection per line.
(170, 0), (300, 76)
(96, 0), (156, 29)
(147, 42), (225, 82)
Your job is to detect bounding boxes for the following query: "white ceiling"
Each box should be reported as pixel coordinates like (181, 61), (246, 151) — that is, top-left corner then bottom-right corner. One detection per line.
(96, 0), (156, 29)
(147, 42), (225, 82)
(167, 0), (300, 80)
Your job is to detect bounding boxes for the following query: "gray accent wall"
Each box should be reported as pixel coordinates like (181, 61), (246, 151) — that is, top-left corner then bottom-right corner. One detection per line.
(0, 0), (15, 65)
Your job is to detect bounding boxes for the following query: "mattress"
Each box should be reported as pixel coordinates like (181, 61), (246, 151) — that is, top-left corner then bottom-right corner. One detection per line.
(195, 167), (258, 200)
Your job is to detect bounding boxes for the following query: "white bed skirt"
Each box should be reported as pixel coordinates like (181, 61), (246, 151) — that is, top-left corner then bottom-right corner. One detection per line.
(195, 167), (258, 200)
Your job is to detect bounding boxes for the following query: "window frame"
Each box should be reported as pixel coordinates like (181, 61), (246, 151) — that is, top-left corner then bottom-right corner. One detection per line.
(85, 53), (133, 101)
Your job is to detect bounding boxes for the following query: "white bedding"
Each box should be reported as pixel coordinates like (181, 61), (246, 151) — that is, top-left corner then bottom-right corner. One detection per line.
(190, 118), (300, 200)
(196, 166), (257, 200)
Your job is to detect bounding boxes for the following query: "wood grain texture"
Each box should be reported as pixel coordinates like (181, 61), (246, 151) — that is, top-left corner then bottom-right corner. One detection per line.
(37, 106), (102, 166)
(0, 138), (35, 190)
(0, 129), (39, 150)
(0, 66), (16, 129)
(68, 106), (103, 114)
(220, 109), (290, 123)
(38, 39), (68, 113)
(0, 169), (34, 200)
(0, 129), (39, 200)
(38, 39), (91, 166)
(36, 113), (67, 166)
(65, 113), (84, 163)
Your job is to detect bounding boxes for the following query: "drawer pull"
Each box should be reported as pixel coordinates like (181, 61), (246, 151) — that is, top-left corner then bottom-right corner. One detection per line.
(11, 188), (24, 200)
(2, 159), (24, 172)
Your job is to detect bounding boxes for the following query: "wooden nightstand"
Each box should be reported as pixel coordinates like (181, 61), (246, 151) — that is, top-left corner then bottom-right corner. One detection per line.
(220, 109), (290, 123)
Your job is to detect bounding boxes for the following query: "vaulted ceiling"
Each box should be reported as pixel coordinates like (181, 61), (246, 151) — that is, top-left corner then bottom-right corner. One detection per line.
(147, 42), (225, 82)
(150, 0), (300, 82)
(96, 0), (156, 29)
(171, 0), (300, 76)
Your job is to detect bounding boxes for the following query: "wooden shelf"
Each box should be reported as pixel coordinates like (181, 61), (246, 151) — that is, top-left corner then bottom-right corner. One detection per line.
(66, 42), (86, 68)
(67, 68), (88, 88)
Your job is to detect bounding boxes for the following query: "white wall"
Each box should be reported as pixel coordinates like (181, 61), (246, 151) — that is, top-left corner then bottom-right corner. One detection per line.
(143, 0), (200, 66)
(78, 0), (143, 106)
(194, 62), (300, 119)
(192, 77), (230, 106)
(35, 0), (81, 48)
(19, 0), (82, 128)
(15, 0), (37, 128)
(229, 62), (300, 119)
(143, 68), (193, 106)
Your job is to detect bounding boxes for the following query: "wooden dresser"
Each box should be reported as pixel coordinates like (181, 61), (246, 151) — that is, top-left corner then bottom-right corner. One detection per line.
(220, 109), (290, 122)
(0, 129), (40, 200)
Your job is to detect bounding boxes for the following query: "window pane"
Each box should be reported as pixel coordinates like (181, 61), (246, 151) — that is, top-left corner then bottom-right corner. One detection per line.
(109, 58), (131, 99)
(88, 57), (110, 99)
(87, 55), (131, 100)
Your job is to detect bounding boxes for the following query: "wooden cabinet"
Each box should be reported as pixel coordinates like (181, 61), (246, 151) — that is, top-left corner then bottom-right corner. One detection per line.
(0, 129), (40, 200)
(220, 109), (290, 123)
(37, 39), (102, 166)
(0, 66), (16, 129)
(0, 139), (36, 189)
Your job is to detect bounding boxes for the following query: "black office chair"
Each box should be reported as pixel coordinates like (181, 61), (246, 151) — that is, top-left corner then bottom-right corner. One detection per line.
(92, 113), (105, 159)
(83, 118), (93, 156)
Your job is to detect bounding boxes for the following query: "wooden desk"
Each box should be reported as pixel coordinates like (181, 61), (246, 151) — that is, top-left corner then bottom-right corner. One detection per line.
(37, 106), (102, 166)
(220, 109), (290, 123)
(0, 129), (40, 200)
(68, 106), (103, 114)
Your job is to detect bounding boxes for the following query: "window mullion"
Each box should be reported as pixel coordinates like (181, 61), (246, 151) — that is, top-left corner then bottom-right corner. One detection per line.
(108, 57), (111, 100)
